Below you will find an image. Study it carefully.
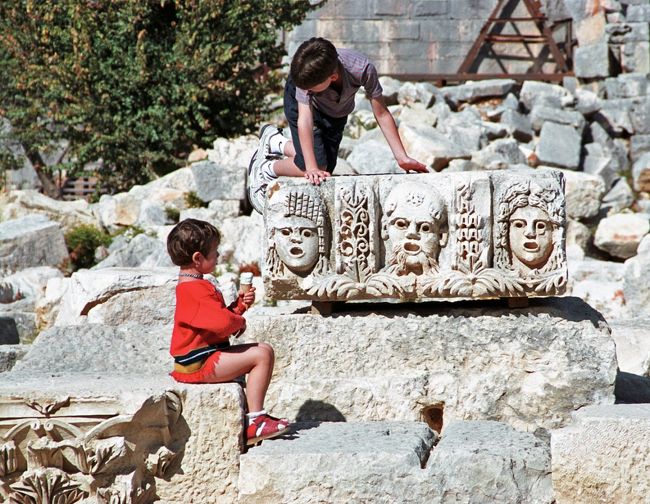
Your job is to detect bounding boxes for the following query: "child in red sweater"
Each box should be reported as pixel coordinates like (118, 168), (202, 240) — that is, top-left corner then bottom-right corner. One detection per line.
(167, 218), (289, 445)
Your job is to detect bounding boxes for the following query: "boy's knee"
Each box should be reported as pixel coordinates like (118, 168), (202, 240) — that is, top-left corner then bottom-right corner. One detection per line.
(258, 342), (275, 359)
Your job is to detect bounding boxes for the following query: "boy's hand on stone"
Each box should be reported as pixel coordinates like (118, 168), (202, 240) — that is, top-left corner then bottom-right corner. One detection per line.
(305, 168), (330, 185)
(398, 157), (428, 173)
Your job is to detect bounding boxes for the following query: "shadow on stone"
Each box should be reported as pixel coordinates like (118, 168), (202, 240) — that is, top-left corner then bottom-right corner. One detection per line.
(295, 399), (346, 422)
(615, 371), (650, 404)
(0, 317), (20, 344)
(297, 296), (607, 330)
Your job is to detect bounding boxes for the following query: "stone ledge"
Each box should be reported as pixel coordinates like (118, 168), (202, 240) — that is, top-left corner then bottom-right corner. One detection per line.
(245, 297), (616, 435)
(238, 420), (553, 503)
(551, 404), (650, 503)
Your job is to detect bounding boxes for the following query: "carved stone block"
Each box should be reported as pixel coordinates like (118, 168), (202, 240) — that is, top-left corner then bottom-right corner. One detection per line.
(263, 170), (567, 301)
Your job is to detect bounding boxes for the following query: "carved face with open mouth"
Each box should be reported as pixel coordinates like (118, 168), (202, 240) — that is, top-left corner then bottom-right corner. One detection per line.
(508, 206), (554, 269)
(386, 213), (445, 274)
(274, 216), (320, 273)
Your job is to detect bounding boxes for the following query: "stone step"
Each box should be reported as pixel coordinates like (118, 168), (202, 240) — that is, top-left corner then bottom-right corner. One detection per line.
(238, 420), (553, 504)
(551, 404), (650, 503)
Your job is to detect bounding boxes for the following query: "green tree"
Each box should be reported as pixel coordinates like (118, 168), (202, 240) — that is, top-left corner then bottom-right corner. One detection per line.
(0, 1), (317, 193)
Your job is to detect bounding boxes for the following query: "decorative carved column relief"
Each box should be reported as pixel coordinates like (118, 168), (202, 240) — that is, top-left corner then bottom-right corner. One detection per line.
(0, 391), (184, 504)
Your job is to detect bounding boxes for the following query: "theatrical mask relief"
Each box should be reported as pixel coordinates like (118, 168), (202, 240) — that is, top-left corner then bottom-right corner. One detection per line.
(263, 170), (566, 301)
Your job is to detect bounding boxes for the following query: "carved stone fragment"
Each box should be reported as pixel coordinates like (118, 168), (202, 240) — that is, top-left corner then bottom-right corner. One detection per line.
(263, 170), (567, 301)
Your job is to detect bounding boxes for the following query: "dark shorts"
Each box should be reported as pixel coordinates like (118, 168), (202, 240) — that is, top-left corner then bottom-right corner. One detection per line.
(284, 78), (348, 173)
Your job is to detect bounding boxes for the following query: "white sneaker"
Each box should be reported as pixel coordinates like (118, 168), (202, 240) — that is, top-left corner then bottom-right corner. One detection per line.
(247, 149), (269, 214)
(258, 124), (285, 159)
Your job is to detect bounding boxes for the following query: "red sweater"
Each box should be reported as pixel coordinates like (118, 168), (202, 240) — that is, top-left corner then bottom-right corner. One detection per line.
(170, 280), (246, 359)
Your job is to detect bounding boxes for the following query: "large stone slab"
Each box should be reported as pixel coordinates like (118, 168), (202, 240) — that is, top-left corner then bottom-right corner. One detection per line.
(0, 215), (68, 273)
(245, 297), (616, 435)
(263, 170), (567, 301)
(551, 404), (650, 503)
(238, 420), (552, 504)
(0, 324), (246, 504)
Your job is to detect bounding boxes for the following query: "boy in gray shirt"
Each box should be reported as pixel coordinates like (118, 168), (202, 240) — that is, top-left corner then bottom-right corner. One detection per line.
(247, 37), (427, 213)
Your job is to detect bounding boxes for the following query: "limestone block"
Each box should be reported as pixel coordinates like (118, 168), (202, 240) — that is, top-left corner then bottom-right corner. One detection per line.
(567, 257), (626, 321)
(632, 151), (650, 192)
(0, 266), (63, 303)
(218, 212), (265, 266)
(551, 404), (650, 504)
(559, 169), (606, 219)
(622, 41), (650, 74)
(398, 123), (472, 169)
(53, 267), (178, 326)
(604, 73), (648, 99)
(239, 422), (437, 503)
(609, 319), (650, 376)
(0, 190), (98, 231)
(575, 88), (602, 115)
(536, 122), (582, 170)
(347, 139), (401, 174)
(626, 4), (650, 21)
(263, 170), (568, 302)
(623, 234), (650, 317)
(566, 219), (591, 252)
(245, 297), (616, 434)
(599, 98), (635, 135)
(594, 212), (650, 259)
(574, 42), (611, 79)
(397, 102), (438, 128)
(631, 134), (650, 163)
(519, 81), (572, 111)
(94, 232), (173, 270)
(0, 344), (27, 373)
(379, 75), (402, 105)
(601, 177), (634, 213)
(441, 79), (516, 105)
(529, 105), (586, 133)
(470, 138), (527, 169)
(583, 142), (621, 191)
(191, 159), (246, 202)
(499, 109), (534, 142)
(575, 9), (607, 45)
(426, 421), (553, 503)
(95, 192), (142, 231)
(0, 215), (68, 273)
(0, 299), (37, 344)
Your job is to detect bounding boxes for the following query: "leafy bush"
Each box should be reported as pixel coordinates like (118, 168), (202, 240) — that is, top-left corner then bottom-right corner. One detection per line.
(0, 1), (317, 192)
(65, 224), (112, 270)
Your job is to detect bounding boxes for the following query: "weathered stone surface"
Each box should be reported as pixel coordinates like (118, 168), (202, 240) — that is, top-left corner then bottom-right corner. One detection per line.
(441, 79), (516, 104)
(239, 422), (437, 503)
(0, 215), (68, 273)
(347, 138), (401, 174)
(632, 151), (650, 192)
(264, 171), (567, 302)
(583, 142), (622, 191)
(574, 42), (611, 78)
(0, 189), (98, 231)
(609, 318), (650, 376)
(622, 234), (650, 318)
(192, 159), (246, 202)
(0, 324), (245, 504)
(559, 168), (606, 219)
(398, 123), (472, 169)
(93, 232), (173, 270)
(601, 177), (634, 213)
(218, 212), (265, 266)
(0, 344), (27, 373)
(536, 122), (582, 169)
(470, 138), (526, 169)
(519, 81), (572, 111)
(427, 421), (553, 503)
(605, 72), (648, 99)
(499, 109), (534, 142)
(53, 267), (178, 326)
(245, 297), (616, 434)
(0, 266), (63, 303)
(529, 105), (586, 132)
(568, 258), (626, 321)
(551, 404), (650, 503)
(594, 212), (649, 259)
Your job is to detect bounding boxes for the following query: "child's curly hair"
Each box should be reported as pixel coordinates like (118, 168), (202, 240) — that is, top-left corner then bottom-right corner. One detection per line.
(167, 218), (220, 267)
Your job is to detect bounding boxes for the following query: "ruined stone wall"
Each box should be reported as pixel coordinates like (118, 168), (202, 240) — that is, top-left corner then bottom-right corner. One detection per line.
(285, 0), (571, 77)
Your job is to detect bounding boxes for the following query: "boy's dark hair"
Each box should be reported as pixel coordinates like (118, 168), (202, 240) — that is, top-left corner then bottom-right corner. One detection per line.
(290, 37), (339, 89)
(167, 218), (220, 267)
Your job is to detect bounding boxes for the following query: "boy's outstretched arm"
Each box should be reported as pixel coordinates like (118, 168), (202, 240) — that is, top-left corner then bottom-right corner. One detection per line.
(298, 102), (330, 185)
(370, 96), (428, 173)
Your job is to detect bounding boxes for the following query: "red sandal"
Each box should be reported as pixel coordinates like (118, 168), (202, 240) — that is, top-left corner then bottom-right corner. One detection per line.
(246, 412), (290, 445)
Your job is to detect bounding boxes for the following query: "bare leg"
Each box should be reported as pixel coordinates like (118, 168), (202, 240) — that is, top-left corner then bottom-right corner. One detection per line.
(205, 343), (275, 413)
